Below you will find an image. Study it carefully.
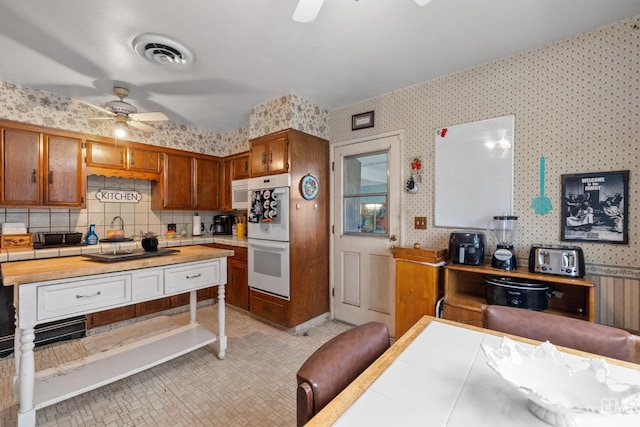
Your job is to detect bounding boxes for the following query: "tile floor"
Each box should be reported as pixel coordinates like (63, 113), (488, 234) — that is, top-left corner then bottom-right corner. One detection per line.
(0, 304), (351, 426)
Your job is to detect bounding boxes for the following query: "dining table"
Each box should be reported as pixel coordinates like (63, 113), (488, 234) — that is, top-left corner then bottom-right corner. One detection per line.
(306, 315), (640, 426)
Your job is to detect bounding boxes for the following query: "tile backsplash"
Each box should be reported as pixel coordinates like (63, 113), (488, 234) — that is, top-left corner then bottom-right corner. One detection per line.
(1, 175), (234, 242)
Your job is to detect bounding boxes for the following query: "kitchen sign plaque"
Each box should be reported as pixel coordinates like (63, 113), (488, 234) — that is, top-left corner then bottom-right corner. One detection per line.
(95, 189), (142, 203)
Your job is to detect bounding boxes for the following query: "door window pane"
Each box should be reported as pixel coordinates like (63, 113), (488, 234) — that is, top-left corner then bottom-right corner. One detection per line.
(344, 152), (388, 235)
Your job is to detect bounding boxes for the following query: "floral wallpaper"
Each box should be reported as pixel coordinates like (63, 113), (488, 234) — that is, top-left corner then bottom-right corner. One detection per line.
(0, 82), (328, 154)
(249, 94), (329, 140)
(0, 81), (249, 157)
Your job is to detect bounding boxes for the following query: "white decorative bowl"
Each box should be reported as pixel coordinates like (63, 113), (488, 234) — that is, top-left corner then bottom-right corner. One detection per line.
(482, 338), (640, 427)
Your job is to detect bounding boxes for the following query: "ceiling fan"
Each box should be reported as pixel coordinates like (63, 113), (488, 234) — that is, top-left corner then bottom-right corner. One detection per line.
(78, 86), (169, 134)
(293, 0), (433, 23)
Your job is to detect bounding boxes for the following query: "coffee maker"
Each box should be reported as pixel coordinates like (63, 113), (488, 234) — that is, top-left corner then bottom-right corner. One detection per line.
(212, 215), (233, 235)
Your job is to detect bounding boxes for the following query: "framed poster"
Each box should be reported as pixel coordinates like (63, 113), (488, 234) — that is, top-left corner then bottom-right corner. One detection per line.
(352, 111), (374, 130)
(561, 170), (629, 244)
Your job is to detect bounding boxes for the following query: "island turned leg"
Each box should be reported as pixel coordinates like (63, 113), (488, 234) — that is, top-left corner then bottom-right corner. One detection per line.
(190, 290), (198, 324)
(17, 326), (37, 427)
(13, 311), (21, 398)
(217, 284), (227, 359)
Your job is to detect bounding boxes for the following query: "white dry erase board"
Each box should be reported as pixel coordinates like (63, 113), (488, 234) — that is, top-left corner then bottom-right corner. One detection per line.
(434, 115), (515, 229)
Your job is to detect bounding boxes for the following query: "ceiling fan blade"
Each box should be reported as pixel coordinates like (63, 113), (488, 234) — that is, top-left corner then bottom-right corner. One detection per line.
(128, 120), (158, 133)
(293, 0), (325, 23)
(129, 111), (169, 122)
(75, 98), (114, 116)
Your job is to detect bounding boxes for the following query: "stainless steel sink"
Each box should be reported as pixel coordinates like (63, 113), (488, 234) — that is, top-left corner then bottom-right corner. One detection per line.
(82, 248), (180, 262)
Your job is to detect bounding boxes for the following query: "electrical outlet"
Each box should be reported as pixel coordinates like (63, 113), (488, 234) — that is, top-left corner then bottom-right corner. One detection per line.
(414, 216), (427, 229)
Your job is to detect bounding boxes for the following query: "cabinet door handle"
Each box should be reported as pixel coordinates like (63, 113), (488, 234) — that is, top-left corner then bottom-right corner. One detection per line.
(268, 151), (272, 164)
(186, 273), (202, 279)
(120, 151), (124, 165)
(76, 291), (101, 299)
(130, 152), (135, 165)
(197, 184), (201, 194)
(261, 152), (266, 165)
(48, 171), (53, 185)
(31, 169), (37, 183)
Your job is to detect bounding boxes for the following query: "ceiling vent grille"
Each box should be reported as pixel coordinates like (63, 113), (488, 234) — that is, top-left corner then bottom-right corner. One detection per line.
(132, 33), (195, 68)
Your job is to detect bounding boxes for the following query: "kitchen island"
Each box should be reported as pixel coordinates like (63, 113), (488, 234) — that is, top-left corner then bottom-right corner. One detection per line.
(2, 245), (233, 427)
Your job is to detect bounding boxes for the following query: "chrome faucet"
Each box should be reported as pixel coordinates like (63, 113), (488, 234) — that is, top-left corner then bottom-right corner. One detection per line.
(110, 216), (124, 230)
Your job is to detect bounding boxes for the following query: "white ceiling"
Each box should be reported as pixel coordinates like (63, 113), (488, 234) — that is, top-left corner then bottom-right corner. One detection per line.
(1, 0), (639, 134)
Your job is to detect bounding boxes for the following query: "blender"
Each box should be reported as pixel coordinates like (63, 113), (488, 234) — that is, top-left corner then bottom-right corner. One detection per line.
(487, 215), (518, 270)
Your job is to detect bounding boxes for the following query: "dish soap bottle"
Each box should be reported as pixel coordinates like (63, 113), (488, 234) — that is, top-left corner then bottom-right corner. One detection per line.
(86, 224), (99, 245)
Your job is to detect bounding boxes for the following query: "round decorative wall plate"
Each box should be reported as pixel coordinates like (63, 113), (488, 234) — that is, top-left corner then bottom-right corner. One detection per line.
(300, 174), (319, 200)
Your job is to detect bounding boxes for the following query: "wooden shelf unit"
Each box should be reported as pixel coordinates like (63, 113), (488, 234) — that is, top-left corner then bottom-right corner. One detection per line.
(443, 264), (595, 327)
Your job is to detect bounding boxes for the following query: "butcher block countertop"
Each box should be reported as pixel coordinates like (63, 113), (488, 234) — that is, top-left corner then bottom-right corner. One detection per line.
(1, 245), (234, 286)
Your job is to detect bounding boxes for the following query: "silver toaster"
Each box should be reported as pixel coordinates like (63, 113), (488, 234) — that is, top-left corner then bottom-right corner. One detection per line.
(528, 244), (585, 278)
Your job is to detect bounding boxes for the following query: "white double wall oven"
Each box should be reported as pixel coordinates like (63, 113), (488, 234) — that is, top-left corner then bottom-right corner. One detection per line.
(247, 173), (291, 299)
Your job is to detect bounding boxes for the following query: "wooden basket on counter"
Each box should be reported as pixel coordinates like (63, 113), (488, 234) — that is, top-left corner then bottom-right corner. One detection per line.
(1, 233), (33, 250)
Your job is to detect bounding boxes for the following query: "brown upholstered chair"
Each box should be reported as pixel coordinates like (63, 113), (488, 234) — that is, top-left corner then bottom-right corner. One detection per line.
(296, 321), (390, 426)
(482, 305), (640, 364)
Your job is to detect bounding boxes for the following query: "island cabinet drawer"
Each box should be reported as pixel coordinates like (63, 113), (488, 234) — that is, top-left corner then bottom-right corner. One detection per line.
(132, 268), (164, 302)
(37, 274), (132, 321)
(164, 260), (219, 294)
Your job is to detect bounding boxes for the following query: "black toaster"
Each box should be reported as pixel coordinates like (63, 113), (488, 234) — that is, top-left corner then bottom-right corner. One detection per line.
(528, 244), (585, 278)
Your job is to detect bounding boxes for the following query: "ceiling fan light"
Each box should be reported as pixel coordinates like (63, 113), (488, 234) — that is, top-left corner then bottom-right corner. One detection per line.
(292, 0), (325, 23)
(415, 0), (433, 5)
(114, 121), (127, 138)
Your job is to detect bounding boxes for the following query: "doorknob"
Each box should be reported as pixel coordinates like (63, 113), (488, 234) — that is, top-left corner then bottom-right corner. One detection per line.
(389, 234), (397, 242)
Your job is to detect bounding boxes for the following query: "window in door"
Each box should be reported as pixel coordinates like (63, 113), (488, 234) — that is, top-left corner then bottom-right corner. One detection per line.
(343, 152), (388, 235)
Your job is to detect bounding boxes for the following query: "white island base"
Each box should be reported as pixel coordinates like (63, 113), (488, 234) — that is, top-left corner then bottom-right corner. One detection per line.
(2, 246), (231, 427)
(17, 287), (227, 427)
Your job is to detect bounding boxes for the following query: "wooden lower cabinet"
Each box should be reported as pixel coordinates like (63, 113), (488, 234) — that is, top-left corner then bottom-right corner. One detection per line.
(86, 305), (136, 329)
(87, 288), (217, 329)
(442, 301), (483, 327)
(392, 247), (447, 338)
(226, 259), (248, 310)
(250, 290), (289, 326)
(210, 243), (248, 310)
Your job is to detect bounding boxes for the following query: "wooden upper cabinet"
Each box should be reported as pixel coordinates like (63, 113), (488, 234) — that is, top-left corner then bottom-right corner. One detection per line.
(127, 146), (161, 174)
(194, 157), (220, 210)
(232, 154), (250, 179)
(1, 127), (42, 206)
(220, 152), (249, 210)
(1, 125), (84, 208)
(249, 134), (288, 177)
(158, 152), (193, 209)
(86, 139), (161, 180)
(44, 134), (84, 207)
(151, 152), (221, 210)
(85, 139), (124, 169)
(220, 158), (233, 210)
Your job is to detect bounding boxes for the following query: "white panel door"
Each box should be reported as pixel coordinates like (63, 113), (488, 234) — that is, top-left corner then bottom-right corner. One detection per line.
(332, 133), (402, 335)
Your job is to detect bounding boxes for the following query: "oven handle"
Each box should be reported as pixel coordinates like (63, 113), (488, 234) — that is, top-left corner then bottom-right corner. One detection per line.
(250, 241), (287, 250)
